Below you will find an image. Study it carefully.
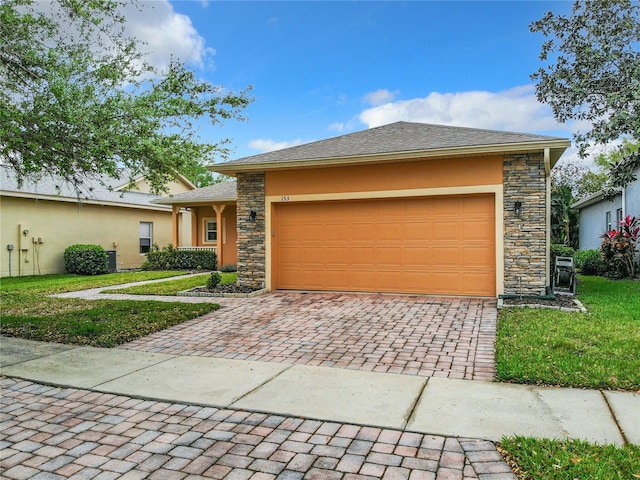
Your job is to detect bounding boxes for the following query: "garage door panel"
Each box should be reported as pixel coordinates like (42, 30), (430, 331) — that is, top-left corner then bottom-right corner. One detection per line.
(273, 194), (495, 296)
(432, 222), (460, 240)
(463, 246), (494, 267)
(431, 247), (463, 266)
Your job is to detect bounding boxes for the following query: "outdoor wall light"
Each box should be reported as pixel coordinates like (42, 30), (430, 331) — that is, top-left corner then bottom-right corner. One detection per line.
(249, 210), (257, 222)
(514, 201), (523, 216)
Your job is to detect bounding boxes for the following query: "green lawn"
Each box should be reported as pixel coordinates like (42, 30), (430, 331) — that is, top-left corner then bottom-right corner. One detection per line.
(500, 437), (640, 480)
(496, 276), (640, 390)
(0, 271), (219, 347)
(104, 272), (238, 295)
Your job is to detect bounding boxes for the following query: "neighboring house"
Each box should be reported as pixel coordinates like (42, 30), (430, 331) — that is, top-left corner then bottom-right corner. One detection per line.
(160, 122), (570, 298)
(572, 166), (640, 250)
(0, 167), (195, 277)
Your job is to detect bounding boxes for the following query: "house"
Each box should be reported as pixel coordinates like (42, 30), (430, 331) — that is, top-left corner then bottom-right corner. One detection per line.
(160, 122), (570, 297)
(0, 167), (195, 277)
(571, 166), (640, 250)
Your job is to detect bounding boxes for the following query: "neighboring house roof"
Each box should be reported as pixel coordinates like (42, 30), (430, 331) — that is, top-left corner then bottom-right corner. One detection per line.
(571, 190), (621, 210)
(0, 166), (172, 211)
(153, 180), (237, 205)
(211, 121), (570, 175)
(111, 171), (196, 192)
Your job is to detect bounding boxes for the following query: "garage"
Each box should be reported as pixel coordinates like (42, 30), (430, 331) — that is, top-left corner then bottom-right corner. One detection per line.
(272, 193), (496, 296)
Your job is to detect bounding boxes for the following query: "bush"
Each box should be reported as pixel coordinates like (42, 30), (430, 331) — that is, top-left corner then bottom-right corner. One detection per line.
(142, 245), (217, 271)
(63, 244), (108, 275)
(550, 244), (575, 278)
(220, 264), (237, 273)
(600, 215), (639, 279)
(574, 250), (606, 276)
(207, 271), (222, 289)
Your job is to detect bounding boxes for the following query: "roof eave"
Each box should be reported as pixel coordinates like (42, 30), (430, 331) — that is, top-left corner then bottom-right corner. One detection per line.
(152, 196), (237, 206)
(1, 190), (171, 211)
(210, 139), (571, 175)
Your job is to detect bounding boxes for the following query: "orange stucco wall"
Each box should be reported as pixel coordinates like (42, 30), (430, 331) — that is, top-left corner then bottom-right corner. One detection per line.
(265, 155), (503, 196)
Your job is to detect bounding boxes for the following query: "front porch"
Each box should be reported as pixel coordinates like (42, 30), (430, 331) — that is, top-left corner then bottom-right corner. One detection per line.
(153, 181), (239, 268)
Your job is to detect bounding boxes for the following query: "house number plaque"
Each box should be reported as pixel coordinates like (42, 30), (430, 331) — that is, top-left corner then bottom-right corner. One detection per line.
(281, 196), (290, 202)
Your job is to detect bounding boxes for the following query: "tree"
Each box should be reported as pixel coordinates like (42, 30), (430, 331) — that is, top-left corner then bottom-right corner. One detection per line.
(531, 1), (639, 164)
(0, 0), (251, 194)
(551, 160), (607, 200)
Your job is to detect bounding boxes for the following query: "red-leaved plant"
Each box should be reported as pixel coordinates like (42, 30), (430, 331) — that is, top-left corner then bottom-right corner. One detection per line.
(600, 215), (639, 278)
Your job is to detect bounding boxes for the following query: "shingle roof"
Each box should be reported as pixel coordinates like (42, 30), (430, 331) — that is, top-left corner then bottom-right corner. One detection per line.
(153, 180), (237, 205)
(213, 122), (570, 172)
(0, 166), (170, 210)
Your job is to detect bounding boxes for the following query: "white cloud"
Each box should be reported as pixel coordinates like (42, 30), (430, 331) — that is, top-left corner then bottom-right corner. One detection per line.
(249, 139), (306, 153)
(363, 89), (400, 106)
(359, 85), (563, 133)
(123, 1), (214, 70)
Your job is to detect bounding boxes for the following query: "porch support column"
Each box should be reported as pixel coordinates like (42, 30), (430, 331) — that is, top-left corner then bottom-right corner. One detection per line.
(213, 204), (226, 268)
(171, 205), (180, 247)
(191, 210), (198, 246)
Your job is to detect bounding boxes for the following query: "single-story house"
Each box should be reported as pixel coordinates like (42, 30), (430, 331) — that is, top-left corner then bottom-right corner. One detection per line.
(571, 166), (640, 250)
(159, 122), (570, 297)
(0, 166), (195, 277)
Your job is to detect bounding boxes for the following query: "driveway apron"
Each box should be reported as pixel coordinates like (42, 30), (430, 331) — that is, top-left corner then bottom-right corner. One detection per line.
(121, 292), (497, 381)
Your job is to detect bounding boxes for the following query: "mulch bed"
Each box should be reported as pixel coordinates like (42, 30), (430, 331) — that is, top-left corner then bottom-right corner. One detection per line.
(191, 284), (261, 294)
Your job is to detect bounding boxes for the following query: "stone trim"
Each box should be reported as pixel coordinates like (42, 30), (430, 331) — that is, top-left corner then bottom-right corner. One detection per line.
(503, 153), (548, 296)
(236, 172), (266, 289)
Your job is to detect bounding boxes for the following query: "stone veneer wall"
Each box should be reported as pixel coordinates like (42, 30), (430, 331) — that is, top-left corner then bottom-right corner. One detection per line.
(503, 153), (548, 296)
(236, 172), (266, 289)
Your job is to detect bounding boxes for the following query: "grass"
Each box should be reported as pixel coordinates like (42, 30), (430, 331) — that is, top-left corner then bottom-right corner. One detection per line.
(0, 271), (219, 347)
(496, 275), (640, 390)
(104, 272), (238, 295)
(499, 436), (640, 480)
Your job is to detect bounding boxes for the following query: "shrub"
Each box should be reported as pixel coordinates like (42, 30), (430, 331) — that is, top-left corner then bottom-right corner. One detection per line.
(574, 249), (606, 276)
(220, 264), (237, 273)
(207, 272), (221, 289)
(142, 245), (217, 271)
(600, 215), (639, 279)
(63, 244), (108, 275)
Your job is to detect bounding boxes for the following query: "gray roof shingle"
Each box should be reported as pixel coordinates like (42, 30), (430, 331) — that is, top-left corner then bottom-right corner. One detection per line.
(214, 121), (569, 169)
(0, 166), (170, 210)
(153, 180), (237, 204)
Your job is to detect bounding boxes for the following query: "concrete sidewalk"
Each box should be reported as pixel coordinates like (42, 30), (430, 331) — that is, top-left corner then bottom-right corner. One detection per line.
(1, 337), (637, 446)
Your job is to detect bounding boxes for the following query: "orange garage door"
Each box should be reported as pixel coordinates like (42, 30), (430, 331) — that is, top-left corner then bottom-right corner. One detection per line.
(272, 194), (496, 296)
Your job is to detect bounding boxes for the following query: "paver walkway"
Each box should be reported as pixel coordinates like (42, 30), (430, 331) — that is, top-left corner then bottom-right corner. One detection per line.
(121, 293), (497, 381)
(0, 377), (516, 480)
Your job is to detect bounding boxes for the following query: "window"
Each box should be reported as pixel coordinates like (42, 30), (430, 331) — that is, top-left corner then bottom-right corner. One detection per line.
(606, 211), (612, 232)
(205, 220), (217, 242)
(140, 222), (152, 254)
(616, 208), (623, 226)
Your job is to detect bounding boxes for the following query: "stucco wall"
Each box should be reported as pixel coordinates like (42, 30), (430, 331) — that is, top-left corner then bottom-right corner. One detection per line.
(0, 196), (176, 277)
(625, 168), (640, 217)
(578, 196), (621, 251)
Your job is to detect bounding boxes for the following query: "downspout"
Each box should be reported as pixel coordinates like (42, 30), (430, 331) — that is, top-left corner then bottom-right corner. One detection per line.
(544, 148), (551, 288)
(622, 186), (626, 219)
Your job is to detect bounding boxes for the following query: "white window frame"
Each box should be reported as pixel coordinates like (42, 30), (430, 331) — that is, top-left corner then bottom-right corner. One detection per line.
(616, 208), (623, 226)
(204, 219), (217, 243)
(606, 211), (612, 232)
(140, 222), (153, 254)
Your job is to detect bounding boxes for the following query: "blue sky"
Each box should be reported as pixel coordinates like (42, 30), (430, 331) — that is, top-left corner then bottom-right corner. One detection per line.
(134, 1), (581, 163)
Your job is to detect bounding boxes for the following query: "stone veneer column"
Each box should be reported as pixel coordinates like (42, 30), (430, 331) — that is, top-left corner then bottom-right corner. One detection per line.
(236, 172), (266, 289)
(503, 153), (548, 296)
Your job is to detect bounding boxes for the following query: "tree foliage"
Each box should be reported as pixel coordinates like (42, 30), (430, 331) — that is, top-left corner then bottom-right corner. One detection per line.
(0, 0), (251, 194)
(531, 1), (639, 162)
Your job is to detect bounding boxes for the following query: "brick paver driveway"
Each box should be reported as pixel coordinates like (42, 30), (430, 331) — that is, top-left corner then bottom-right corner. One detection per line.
(122, 292), (497, 381)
